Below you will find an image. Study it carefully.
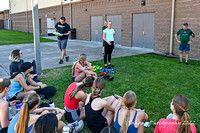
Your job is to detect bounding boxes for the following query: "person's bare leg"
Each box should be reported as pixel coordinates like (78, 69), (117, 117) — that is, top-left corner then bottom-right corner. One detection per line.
(179, 50), (183, 62)
(61, 49), (65, 60)
(16, 90), (36, 100)
(58, 120), (67, 130)
(104, 99), (119, 126)
(79, 101), (86, 120)
(75, 72), (86, 82)
(101, 96), (115, 116)
(185, 51), (189, 63)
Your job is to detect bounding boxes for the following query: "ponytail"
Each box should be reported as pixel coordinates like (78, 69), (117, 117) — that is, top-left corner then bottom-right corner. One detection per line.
(177, 111), (192, 133)
(15, 102), (29, 133)
(15, 93), (40, 133)
(69, 83), (85, 100)
(172, 94), (192, 133)
(120, 109), (131, 133)
(69, 76), (94, 100)
(91, 77), (105, 98)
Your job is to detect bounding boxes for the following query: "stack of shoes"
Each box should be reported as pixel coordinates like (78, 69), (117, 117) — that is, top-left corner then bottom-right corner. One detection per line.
(100, 68), (116, 74)
(100, 75), (114, 81)
(92, 65), (103, 71)
(67, 120), (84, 133)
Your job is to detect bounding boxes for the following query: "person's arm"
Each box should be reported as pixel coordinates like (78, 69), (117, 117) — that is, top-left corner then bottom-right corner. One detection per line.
(75, 91), (87, 103)
(85, 61), (93, 70)
(76, 63), (87, 71)
(175, 34), (181, 43)
(113, 31), (115, 47)
(0, 101), (10, 128)
(143, 112), (148, 121)
(33, 107), (65, 115)
(102, 99), (115, 113)
(63, 25), (71, 36)
(55, 23), (58, 32)
(17, 74), (41, 91)
(189, 30), (195, 44)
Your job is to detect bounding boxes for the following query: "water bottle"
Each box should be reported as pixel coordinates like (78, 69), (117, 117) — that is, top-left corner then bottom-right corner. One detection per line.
(166, 113), (173, 119)
(48, 100), (55, 113)
(62, 126), (70, 133)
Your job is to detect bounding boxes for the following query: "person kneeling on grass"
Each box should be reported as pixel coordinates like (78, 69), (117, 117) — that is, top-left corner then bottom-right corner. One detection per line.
(154, 94), (197, 133)
(72, 53), (97, 82)
(64, 76), (94, 123)
(7, 62), (56, 101)
(85, 77), (120, 133)
(8, 93), (66, 133)
(0, 78), (18, 133)
(114, 90), (148, 133)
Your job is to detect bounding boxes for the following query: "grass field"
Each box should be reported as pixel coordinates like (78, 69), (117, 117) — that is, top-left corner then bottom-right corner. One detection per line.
(0, 30), (56, 45)
(39, 54), (200, 133)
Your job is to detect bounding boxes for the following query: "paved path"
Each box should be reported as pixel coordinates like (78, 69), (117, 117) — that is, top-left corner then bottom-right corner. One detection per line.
(0, 36), (155, 78)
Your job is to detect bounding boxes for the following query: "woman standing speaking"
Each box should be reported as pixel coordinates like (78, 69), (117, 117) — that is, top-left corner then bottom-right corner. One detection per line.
(103, 21), (115, 68)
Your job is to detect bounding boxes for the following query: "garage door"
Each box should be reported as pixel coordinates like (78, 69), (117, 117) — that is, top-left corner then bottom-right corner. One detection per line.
(132, 13), (155, 49)
(91, 16), (103, 42)
(106, 15), (122, 45)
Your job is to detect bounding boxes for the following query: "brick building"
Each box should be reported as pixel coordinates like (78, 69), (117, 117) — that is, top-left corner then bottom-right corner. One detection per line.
(9, 0), (200, 58)
(0, 10), (9, 29)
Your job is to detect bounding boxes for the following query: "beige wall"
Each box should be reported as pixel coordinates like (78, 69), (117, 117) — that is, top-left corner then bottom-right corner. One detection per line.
(10, 0), (81, 14)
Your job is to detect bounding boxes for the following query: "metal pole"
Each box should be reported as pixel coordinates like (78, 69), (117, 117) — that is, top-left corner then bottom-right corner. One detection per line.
(169, 0), (175, 55)
(61, 0), (63, 17)
(31, 0), (42, 74)
(69, 1), (72, 27)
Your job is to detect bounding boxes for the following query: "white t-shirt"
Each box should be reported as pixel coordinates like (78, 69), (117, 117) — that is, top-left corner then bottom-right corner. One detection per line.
(103, 28), (115, 42)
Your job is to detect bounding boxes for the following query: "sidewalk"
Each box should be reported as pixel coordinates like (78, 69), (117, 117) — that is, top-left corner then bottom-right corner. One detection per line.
(0, 37), (155, 78)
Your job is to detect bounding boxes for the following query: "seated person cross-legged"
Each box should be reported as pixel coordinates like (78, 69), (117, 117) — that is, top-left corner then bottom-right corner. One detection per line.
(85, 77), (120, 133)
(72, 53), (97, 82)
(114, 91), (148, 133)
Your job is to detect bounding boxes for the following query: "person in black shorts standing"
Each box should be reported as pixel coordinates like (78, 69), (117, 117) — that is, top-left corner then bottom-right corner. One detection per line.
(102, 21), (107, 57)
(55, 17), (71, 64)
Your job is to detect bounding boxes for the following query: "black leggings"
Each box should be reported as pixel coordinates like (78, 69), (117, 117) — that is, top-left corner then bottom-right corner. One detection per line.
(104, 41), (114, 64)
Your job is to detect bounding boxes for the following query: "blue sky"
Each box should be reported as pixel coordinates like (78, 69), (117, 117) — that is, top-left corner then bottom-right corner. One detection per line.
(0, 0), (9, 11)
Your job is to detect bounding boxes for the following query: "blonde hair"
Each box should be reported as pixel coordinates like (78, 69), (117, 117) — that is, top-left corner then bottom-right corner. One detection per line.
(0, 78), (10, 93)
(172, 94), (192, 133)
(91, 77), (105, 98)
(9, 49), (21, 62)
(79, 53), (87, 61)
(15, 93), (40, 133)
(120, 91), (137, 133)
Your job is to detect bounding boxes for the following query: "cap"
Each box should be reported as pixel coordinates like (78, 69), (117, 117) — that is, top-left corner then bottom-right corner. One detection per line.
(183, 23), (188, 26)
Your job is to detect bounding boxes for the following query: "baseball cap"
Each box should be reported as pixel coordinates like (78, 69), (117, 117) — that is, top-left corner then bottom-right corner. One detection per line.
(183, 23), (188, 26)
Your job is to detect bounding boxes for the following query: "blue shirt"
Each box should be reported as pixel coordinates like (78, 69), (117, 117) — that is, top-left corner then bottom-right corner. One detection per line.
(7, 72), (25, 100)
(114, 107), (138, 133)
(103, 28), (115, 42)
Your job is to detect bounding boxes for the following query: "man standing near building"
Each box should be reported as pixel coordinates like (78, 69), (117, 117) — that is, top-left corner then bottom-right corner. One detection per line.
(102, 21), (107, 57)
(175, 23), (195, 65)
(55, 17), (71, 64)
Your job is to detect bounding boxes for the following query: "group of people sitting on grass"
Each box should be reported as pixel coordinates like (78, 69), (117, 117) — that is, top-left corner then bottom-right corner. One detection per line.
(0, 49), (197, 133)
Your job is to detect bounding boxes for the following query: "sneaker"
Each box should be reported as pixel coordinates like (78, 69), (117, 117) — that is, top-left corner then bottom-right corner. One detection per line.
(109, 64), (114, 67)
(178, 61), (182, 64)
(185, 62), (189, 65)
(65, 56), (69, 62)
(39, 94), (45, 100)
(67, 120), (84, 132)
(59, 59), (63, 64)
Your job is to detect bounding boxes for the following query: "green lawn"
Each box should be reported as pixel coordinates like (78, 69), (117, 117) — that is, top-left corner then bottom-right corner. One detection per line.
(0, 30), (56, 45)
(39, 54), (200, 133)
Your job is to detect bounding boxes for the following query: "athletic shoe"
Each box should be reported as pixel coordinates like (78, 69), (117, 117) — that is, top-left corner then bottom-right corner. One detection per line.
(59, 59), (63, 64)
(65, 56), (69, 62)
(109, 64), (114, 67)
(178, 61), (182, 64)
(67, 120), (84, 132)
(185, 62), (189, 65)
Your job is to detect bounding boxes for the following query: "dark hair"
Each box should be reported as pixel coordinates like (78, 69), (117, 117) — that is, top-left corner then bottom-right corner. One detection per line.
(10, 62), (33, 79)
(100, 126), (117, 133)
(0, 78), (11, 93)
(15, 93), (40, 133)
(35, 113), (58, 133)
(60, 17), (66, 21)
(10, 49), (21, 62)
(172, 94), (192, 133)
(69, 76), (94, 100)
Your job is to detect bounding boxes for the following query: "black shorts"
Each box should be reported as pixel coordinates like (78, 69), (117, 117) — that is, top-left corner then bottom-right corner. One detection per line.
(103, 40), (106, 47)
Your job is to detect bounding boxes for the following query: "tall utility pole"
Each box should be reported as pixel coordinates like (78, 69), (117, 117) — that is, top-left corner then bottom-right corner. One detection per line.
(61, 0), (63, 17)
(69, 0), (72, 27)
(31, 0), (42, 74)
